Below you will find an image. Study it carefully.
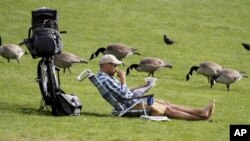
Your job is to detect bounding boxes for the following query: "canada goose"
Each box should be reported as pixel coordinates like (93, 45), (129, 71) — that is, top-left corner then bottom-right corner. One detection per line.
(210, 68), (248, 91)
(88, 43), (141, 65)
(54, 52), (88, 73)
(242, 43), (250, 50)
(126, 57), (173, 77)
(186, 61), (223, 82)
(163, 34), (175, 45)
(0, 36), (27, 63)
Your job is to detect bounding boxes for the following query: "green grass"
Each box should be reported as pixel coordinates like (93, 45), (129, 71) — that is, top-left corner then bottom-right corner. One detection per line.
(1, 0), (250, 140)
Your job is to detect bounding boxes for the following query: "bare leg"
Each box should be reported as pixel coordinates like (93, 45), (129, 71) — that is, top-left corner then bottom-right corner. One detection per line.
(162, 100), (215, 120)
(169, 99), (215, 118)
(163, 106), (206, 120)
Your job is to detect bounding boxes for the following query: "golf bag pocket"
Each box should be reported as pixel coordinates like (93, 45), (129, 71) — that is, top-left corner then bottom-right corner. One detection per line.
(57, 93), (82, 116)
(31, 28), (63, 57)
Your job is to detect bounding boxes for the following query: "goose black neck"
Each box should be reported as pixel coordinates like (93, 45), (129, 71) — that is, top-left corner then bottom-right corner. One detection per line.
(89, 47), (106, 60)
(129, 64), (139, 70)
(126, 64), (138, 75)
(189, 66), (199, 75)
(96, 48), (106, 55)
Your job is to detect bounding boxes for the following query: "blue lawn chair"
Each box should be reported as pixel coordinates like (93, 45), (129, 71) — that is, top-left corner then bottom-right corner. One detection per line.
(78, 69), (153, 117)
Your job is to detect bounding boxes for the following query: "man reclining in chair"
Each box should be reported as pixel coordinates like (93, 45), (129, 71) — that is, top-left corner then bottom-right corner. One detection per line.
(97, 54), (215, 120)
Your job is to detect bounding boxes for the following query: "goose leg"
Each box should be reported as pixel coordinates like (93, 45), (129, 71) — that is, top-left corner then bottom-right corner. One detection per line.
(148, 72), (152, 76)
(67, 68), (71, 73)
(210, 80), (214, 88)
(120, 59), (125, 66)
(226, 84), (230, 91)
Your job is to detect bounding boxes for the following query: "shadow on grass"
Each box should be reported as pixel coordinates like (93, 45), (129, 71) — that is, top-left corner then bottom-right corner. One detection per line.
(20, 107), (112, 117)
(81, 111), (111, 117)
(20, 107), (52, 116)
(0, 102), (53, 116)
(0, 102), (113, 117)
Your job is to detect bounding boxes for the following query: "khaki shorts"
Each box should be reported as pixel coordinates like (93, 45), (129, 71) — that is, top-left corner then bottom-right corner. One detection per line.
(133, 99), (167, 116)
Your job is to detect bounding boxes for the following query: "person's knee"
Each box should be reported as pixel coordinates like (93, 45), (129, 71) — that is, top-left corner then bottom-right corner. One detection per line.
(156, 99), (170, 105)
(164, 106), (173, 116)
(165, 101), (170, 105)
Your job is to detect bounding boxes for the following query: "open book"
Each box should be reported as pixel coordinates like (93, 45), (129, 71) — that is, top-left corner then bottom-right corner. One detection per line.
(145, 77), (157, 87)
(131, 77), (157, 96)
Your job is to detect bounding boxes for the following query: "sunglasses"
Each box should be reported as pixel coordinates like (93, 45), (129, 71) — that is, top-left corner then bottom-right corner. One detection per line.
(108, 63), (118, 67)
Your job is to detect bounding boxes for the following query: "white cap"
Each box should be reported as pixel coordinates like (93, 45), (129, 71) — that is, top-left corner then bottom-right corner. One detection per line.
(99, 54), (123, 65)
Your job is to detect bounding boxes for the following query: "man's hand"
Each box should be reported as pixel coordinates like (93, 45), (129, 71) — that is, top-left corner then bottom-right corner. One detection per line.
(116, 69), (126, 85)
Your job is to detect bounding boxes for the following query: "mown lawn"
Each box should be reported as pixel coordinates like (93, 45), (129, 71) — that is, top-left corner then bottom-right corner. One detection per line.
(0, 0), (250, 141)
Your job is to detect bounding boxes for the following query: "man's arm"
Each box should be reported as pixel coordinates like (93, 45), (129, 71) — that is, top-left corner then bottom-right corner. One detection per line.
(130, 84), (148, 91)
(98, 72), (134, 99)
(116, 69), (153, 96)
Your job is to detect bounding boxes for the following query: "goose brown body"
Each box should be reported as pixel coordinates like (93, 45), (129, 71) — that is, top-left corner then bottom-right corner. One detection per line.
(54, 52), (88, 73)
(186, 61), (223, 82)
(210, 68), (247, 91)
(126, 57), (173, 77)
(0, 36), (27, 63)
(89, 43), (140, 64)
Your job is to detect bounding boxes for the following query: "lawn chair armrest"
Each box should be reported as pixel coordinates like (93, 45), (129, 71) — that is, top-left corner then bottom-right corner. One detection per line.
(119, 94), (154, 106)
(126, 94), (154, 100)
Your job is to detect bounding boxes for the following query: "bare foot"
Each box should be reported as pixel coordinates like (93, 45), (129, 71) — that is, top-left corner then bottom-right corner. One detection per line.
(207, 99), (215, 119)
(200, 99), (215, 119)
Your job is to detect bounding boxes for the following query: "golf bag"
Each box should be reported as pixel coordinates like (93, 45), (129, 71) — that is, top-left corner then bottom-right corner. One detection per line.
(23, 7), (63, 59)
(21, 7), (82, 116)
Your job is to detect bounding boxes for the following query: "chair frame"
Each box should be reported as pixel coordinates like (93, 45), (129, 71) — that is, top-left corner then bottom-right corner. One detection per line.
(78, 69), (153, 117)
